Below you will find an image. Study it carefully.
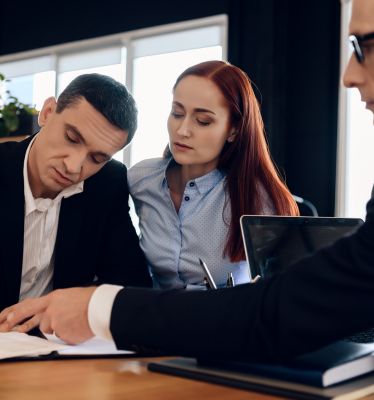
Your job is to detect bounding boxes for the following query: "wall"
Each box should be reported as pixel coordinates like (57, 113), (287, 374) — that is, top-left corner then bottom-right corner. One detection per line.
(0, 0), (341, 215)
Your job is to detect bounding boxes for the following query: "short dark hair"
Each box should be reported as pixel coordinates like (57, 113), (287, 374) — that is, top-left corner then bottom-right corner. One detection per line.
(56, 73), (137, 144)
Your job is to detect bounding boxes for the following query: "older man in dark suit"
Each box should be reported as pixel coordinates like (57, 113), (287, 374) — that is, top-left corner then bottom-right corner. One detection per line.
(0, 0), (373, 363)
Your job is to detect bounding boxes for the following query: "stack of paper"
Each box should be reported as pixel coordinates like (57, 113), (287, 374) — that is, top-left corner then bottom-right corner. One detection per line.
(0, 332), (134, 360)
(0, 332), (66, 359)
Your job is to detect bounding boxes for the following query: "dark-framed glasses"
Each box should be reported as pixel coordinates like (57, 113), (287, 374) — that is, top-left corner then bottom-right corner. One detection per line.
(349, 32), (374, 63)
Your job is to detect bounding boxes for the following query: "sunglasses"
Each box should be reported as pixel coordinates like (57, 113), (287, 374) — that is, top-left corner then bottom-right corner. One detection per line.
(349, 32), (374, 63)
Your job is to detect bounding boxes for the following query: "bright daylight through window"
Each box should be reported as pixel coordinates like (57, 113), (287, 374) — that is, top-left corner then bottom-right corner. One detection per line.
(0, 16), (226, 168)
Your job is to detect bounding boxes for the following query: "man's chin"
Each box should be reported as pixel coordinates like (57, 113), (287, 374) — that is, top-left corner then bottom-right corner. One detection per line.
(40, 179), (66, 199)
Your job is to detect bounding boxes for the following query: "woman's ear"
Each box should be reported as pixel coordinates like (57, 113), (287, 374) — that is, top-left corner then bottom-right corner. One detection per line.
(38, 97), (57, 127)
(227, 127), (238, 143)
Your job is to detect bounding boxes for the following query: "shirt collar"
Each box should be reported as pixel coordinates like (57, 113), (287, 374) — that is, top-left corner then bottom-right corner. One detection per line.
(192, 168), (225, 194)
(162, 157), (225, 195)
(23, 136), (84, 215)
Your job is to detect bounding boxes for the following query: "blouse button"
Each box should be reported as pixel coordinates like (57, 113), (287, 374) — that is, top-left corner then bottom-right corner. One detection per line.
(184, 196), (190, 201)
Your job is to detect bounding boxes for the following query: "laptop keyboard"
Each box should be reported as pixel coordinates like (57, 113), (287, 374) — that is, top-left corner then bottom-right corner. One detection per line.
(345, 327), (374, 344)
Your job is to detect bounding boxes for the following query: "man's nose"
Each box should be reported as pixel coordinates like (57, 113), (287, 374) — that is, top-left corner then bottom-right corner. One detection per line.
(343, 54), (365, 89)
(64, 152), (85, 175)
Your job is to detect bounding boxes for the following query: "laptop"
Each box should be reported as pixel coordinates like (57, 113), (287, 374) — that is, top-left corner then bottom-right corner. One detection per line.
(240, 215), (363, 281)
(240, 215), (374, 343)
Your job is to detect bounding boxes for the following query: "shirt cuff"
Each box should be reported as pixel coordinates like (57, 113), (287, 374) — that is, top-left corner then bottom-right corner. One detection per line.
(88, 284), (123, 341)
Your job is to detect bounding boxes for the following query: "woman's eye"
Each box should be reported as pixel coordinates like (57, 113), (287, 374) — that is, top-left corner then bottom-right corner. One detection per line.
(197, 120), (211, 126)
(171, 112), (183, 118)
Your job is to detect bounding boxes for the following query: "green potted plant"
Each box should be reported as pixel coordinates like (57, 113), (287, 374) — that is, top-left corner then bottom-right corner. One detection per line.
(0, 73), (39, 138)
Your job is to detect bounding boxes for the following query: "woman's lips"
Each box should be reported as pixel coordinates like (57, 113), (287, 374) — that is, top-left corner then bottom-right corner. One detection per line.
(174, 142), (193, 151)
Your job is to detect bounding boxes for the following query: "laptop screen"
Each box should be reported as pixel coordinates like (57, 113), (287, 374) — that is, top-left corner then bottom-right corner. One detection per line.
(240, 216), (363, 280)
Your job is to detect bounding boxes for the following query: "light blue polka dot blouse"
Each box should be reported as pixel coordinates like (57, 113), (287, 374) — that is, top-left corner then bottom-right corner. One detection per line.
(127, 157), (273, 290)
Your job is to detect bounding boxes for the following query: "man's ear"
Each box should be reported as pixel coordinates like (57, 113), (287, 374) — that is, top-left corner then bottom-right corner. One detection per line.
(38, 97), (57, 127)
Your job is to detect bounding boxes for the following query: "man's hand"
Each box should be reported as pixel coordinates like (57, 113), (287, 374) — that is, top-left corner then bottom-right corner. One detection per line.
(0, 287), (96, 344)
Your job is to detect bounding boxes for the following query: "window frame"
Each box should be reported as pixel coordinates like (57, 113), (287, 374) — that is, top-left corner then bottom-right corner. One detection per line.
(336, 0), (351, 217)
(0, 14), (228, 165)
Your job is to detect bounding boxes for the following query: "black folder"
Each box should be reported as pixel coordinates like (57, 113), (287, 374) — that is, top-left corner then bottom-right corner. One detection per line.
(148, 353), (374, 400)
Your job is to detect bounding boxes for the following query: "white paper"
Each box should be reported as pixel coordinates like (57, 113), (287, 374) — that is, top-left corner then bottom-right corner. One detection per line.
(0, 331), (133, 360)
(45, 334), (134, 356)
(0, 332), (67, 360)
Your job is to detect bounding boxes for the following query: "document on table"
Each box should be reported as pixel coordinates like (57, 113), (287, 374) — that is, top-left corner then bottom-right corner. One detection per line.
(45, 333), (134, 356)
(0, 332), (134, 360)
(0, 332), (66, 359)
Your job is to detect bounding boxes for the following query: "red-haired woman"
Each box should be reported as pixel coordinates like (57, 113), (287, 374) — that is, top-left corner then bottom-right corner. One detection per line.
(128, 60), (299, 290)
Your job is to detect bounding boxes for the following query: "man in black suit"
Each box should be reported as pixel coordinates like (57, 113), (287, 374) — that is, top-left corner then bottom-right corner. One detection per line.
(0, 0), (373, 363)
(0, 73), (151, 312)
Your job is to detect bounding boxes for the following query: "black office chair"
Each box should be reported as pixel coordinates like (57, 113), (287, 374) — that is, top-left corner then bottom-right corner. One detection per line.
(293, 195), (318, 217)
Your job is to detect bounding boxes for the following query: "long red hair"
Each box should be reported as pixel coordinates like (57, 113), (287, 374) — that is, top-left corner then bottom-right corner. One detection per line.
(172, 60), (299, 262)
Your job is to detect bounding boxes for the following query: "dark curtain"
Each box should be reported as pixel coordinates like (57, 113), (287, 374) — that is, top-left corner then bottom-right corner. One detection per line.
(0, 0), (341, 215)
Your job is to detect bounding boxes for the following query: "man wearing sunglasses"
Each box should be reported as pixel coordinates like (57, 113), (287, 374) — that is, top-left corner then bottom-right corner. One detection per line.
(1, 0), (373, 363)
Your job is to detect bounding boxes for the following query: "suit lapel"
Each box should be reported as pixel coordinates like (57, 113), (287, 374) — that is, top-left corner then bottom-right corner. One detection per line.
(0, 138), (32, 308)
(53, 192), (84, 288)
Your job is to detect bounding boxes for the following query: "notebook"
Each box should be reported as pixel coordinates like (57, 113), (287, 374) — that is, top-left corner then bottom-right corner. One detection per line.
(148, 355), (374, 400)
(240, 215), (374, 344)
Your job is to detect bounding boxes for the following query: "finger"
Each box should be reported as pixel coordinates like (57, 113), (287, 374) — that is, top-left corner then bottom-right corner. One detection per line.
(0, 306), (12, 324)
(42, 325), (54, 335)
(39, 315), (53, 335)
(5, 297), (49, 329)
(0, 321), (11, 332)
(15, 315), (42, 334)
(0, 306), (17, 331)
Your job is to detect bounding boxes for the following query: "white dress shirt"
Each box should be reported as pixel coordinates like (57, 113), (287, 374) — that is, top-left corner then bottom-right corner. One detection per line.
(88, 284), (123, 340)
(19, 137), (84, 301)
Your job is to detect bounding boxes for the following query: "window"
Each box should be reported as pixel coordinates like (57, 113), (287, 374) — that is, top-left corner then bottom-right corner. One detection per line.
(130, 26), (223, 166)
(0, 15), (227, 166)
(336, 0), (374, 219)
(0, 56), (56, 110)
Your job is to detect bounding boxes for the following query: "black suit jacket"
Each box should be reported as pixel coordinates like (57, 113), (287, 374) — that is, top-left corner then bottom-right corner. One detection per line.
(0, 136), (152, 311)
(110, 192), (374, 362)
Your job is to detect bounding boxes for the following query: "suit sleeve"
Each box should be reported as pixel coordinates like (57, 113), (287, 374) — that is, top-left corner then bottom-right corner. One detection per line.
(109, 196), (374, 362)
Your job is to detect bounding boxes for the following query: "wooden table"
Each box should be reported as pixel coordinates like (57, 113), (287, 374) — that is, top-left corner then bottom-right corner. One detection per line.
(2, 357), (374, 400)
(0, 357), (283, 400)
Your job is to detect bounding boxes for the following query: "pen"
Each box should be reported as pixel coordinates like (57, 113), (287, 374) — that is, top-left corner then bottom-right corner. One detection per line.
(203, 277), (209, 290)
(226, 272), (235, 288)
(198, 258), (217, 289)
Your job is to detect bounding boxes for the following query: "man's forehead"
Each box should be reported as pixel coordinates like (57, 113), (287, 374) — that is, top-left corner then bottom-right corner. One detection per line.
(350, 0), (374, 35)
(63, 98), (128, 151)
